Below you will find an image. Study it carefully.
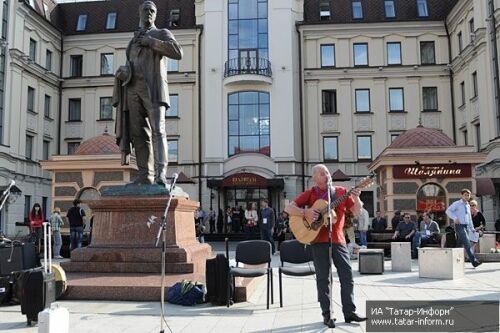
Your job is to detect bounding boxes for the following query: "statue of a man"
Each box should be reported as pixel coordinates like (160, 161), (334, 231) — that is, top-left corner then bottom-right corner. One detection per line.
(114, 0), (183, 185)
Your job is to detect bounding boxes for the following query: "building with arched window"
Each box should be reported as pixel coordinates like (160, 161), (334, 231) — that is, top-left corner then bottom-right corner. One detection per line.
(368, 125), (487, 228)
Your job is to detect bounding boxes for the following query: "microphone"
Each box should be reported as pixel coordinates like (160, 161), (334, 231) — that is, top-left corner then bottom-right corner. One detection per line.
(170, 173), (179, 191)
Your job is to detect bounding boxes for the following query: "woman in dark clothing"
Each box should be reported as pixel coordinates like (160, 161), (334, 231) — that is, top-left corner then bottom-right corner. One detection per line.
(217, 208), (224, 233)
(470, 200), (485, 253)
(275, 211), (290, 251)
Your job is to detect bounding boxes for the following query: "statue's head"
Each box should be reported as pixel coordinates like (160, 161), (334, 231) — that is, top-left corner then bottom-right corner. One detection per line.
(139, 1), (157, 28)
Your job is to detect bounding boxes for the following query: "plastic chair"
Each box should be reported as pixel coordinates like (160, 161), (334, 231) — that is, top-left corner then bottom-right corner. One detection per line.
(227, 240), (273, 309)
(278, 240), (315, 307)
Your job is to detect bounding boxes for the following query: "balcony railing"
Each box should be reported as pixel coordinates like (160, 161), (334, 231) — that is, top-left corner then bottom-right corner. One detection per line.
(224, 57), (272, 78)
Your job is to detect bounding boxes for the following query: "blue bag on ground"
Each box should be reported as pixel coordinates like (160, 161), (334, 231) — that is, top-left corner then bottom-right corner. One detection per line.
(167, 280), (206, 306)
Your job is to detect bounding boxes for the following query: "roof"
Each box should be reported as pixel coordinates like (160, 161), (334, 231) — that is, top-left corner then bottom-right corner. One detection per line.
(50, 0), (196, 35)
(74, 132), (120, 155)
(331, 169), (351, 181)
(303, 0), (458, 25)
(388, 126), (455, 149)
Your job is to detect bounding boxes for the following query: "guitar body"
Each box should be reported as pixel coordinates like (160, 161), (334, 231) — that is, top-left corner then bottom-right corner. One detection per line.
(289, 199), (337, 245)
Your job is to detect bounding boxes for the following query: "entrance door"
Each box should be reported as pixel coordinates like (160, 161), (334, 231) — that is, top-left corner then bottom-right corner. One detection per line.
(417, 183), (447, 227)
(239, 49), (258, 73)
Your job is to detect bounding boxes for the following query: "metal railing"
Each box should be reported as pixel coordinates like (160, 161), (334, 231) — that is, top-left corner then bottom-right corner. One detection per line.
(224, 57), (272, 78)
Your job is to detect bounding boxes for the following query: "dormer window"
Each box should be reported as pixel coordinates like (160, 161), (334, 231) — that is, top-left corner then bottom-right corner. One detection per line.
(352, 1), (363, 19)
(106, 12), (117, 30)
(417, 0), (428, 17)
(169, 9), (180, 27)
(76, 14), (87, 31)
(320, 1), (330, 20)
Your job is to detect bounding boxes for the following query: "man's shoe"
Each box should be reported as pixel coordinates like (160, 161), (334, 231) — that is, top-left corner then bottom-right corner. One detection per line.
(322, 315), (336, 328)
(472, 260), (482, 268)
(345, 313), (367, 323)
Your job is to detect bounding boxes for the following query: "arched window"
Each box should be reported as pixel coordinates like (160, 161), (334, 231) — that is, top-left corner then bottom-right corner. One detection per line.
(78, 187), (101, 201)
(417, 183), (446, 226)
(228, 91), (270, 156)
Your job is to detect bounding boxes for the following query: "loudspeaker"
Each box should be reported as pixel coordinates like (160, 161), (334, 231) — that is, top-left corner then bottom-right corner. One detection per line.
(359, 249), (384, 274)
(0, 246), (23, 275)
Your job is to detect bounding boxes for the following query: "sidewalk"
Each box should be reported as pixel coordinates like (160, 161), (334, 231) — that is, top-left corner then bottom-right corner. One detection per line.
(1, 242), (499, 333)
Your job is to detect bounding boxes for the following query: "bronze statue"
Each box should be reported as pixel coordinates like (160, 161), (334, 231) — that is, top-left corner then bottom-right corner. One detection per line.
(113, 0), (183, 185)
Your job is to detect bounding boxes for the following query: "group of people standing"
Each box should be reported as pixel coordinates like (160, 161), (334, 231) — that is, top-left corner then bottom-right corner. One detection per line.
(194, 201), (292, 254)
(28, 199), (87, 258)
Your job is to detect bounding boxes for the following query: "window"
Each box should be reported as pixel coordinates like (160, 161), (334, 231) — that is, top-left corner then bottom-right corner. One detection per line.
(417, 0), (428, 17)
(67, 142), (80, 155)
(352, 1), (363, 19)
(168, 140), (178, 163)
(420, 41), (435, 64)
(44, 95), (51, 118)
(228, 91), (270, 156)
(469, 18), (474, 35)
(387, 42), (401, 65)
(460, 81), (465, 105)
(391, 133), (400, 142)
(26, 135), (33, 159)
(167, 59), (179, 72)
(323, 137), (338, 161)
(472, 71), (478, 98)
(76, 14), (87, 31)
(389, 88), (404, 112)
(475, 124), (480, 151)
(27, 87), (35, 113)
(42, 197), (48, 220)
(45, 49), (52, 71)
(353, 43), (368, 66)
(463, 129), (468, 145)
(43, 140), (50, 160)
(29, 38), (36, 61)
(320, 44), (335, 67)
(100, 53), (113, 75)
(24, 195), (31, 220)
(457, 31), (463, 53)
(355, 89), (370, 112)
(106, 12), (117, 30)
(422, 87), (438, 111)
(227, 0), (269, 68)
(70, 55), (82, 77)
(322, 90), (337, 114)
(167, 94), (178, 117)
(384, 0), (396, 18)
(320, 1), (330, 20)
(68, 98), (81, 121)
(99, 97), (113, 120)
(357, 136), (372, 160)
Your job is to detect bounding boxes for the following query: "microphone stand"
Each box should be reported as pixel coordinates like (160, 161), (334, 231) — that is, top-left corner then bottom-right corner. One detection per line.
(155, 175), (178, 333)
(326, 177), (336, 326)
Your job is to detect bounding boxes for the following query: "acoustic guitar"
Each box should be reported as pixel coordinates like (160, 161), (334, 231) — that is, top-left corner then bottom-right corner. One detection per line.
(289, 175), (375, 244)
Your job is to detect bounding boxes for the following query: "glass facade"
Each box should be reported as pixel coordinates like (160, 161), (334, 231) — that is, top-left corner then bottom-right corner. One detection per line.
(228, 0), (268, 67)
(228, 91), (270, 156)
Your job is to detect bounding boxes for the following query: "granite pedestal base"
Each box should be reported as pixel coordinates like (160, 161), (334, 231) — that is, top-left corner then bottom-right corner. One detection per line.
(60, 193), (214, 301)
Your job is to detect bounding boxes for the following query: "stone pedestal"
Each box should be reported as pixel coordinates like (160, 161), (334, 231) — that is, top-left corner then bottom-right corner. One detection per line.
(479, 234), (496, 254)
(418, 248), (464, 279)
(61, 195), (211, 275)
(391, 242), (411, 272)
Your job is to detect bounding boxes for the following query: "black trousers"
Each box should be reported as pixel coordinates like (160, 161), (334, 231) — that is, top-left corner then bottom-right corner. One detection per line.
(311, 242), (356, 318)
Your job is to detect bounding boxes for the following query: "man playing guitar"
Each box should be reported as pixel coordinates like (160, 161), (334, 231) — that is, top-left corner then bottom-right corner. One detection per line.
(285, 164), (366, 328)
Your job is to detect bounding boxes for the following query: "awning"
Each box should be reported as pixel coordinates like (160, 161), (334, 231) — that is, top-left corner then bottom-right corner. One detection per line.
(207, 172), (284, 189)
(176, 172), (195, 184)
(475, 178), (496, 196)
(331, 169), (351, 181)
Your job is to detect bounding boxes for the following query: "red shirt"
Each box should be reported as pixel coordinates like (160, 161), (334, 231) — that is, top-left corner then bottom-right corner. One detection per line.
(293, 186), (354, 244)
(30, 214), (44, 229)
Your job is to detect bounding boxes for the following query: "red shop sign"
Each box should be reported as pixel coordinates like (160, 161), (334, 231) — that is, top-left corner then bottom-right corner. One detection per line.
(393, 164), (471, 179)
(222, 173), (268, 188)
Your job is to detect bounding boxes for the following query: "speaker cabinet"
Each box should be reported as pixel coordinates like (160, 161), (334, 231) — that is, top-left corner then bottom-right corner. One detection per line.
(359, 249), (384, 274)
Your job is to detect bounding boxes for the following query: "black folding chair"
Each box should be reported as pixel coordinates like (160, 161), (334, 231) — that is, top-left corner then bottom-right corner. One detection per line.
(227, 240), (273, 309)
(278, 240), (315, 307)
